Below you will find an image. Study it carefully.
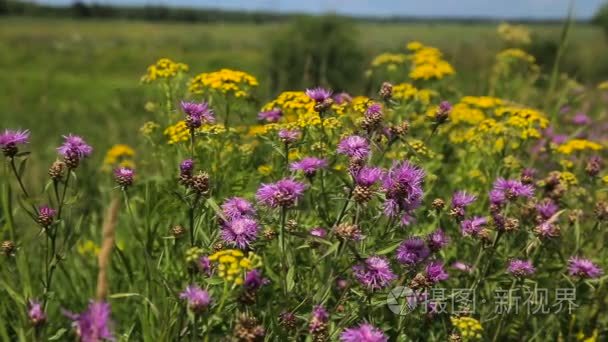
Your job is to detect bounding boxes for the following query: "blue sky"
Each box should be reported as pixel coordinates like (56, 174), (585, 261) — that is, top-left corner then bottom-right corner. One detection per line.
(36, 0), (605, 19)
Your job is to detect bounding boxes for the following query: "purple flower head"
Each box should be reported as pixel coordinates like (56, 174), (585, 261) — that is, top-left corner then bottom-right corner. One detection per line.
(571, 112), (591, 125)
(364, 103), (383, 118)
(244, 269), (269, 290)
(451, 191), (477, 209)
(536, 199), (558, 221)
(438, 100), (453, 113)
(333, 92), (352, 104)
(28, 300), (46, 327)
(256, 178), (307, 208)
(306, 87), (332, 102)
(382, 161), (425, 217)
(460, 217), (488, 237)
(221, 197), (256, 220)
(198, 255), (213, 276)
(535, 221), (560, 238)
(507, 259), (536, 277)
(114, 167), (134, 188)
(180, 285), (211, 312)
(425, 261), (449, 284)
(1, 129), (30, 156)
(37, 205), (57, 228)
(352, 256), (396, 290)
(309, 305), (329, 333)
(221, 217), (259, 249)
(568, 257), (603, 279)
(258, 108), (283, 123)
(310, 227), (327, 238)
(492, 178), (534, 202)
(180, 101), (215, 129)
(278, 129), (301, 144)
(337, 135), (370, 160)
(340, 323), (388, 342)
(396, 237), (430, 266)
(427, 229), (450, 251)
(353, 167), (384, 187)
(180, 159), (194, 176)
(521, 168), (536, 183)
(64, 301), (113, 342)
(57, 134), (93, 160)
(489, 189), (505, 206)
(452, 261), (472, 273)
(290, 157), (328, 177)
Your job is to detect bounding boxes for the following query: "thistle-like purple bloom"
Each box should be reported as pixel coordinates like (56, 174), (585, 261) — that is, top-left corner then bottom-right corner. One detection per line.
(536, 199), (558, 221)
(37, 205), (57, 228)
(352, 256), (396, 290)
(340, 323), (388, 342)
(381, 161), (425, 219)
(425, 261), (449, 284)
(198, 255), (213, 276)
(571, 112), (591, 125)
(337, 135), (370, 160)
(353, 167), (384, 187)
(258, 108), (283, 123)
(290, 157), (328, 177)
(180, 159), (194, 177)
(309, 305), (329, 333)
(427, 229), (450, 251)
(365, 103), (383, 118)
(181, 101), (215, 129)
(491, 178), (534, 203)
(278, 129), (301, 144)
(221, 197), (256, 220)
(221, 217), (259, 249)
(57, 134), (93, 160)
(452, 261), (472, 273)
(451, 191), (476, 217)
(535, 221), (560, 238)
(114, 167), (134, 188)
(256, 178), (307, 208)
(396, 237), (430, 266)
(0, 129), (30, 156)
(568, 257), (603, 279)
(306, 87), (332, 102)
(438, 101), (453, 114)
(333, 92), (352, 104)
(180, 285), (211, 312)
(460, 217), (488, 237)
(507, 259), (536, 277)
(27, 300), (46, 327)
(310, 227), (327, 238)
(64, 301), (113, 342)
(244, 269), (269, 290)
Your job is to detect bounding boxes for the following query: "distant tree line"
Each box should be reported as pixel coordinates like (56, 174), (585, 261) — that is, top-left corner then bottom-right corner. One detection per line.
(0, 0), (592, 24)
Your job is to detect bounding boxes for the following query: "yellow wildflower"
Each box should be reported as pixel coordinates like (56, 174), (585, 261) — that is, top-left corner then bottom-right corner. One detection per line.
(450, 316), (483, 340)
(140, 121), (160, 136)
(603, 175), (608, 184)
(258, 165), (273, 176)
(559, 171), (578, 186)
(597, 80), (608, 90)
(141, 58), (188, 83)
(209, 249), (262, 284)
(103, 144), (135, 166)
(496, 48), (536, 64)
(406, 41), (424, 51)
(461, 96), (503, 109)
(77, 240), (100, 257)
(497, 22), (532, 45)
(370, 53), (408, 68)
(556, 139), (603, 155)
(189, 68), (258, 98)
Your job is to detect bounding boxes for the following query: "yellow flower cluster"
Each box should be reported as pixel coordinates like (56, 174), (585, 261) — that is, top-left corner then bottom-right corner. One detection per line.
(370, 53), (408, 70)
(496, 48), (536, 64)
(451, 316), (482, 340)
(259, 91), (344, 131)
(556, 139), (603, 155)
(77, 240), (100, 257)
(461, 96), (504, 109)
(350, 96), (373, 115)
(258, 165), (273, 176)
(407, 43), (455, 80)
(597, 81), (608, 90)
(559, 171), (579, 186)
(209, 249), (262, 285)
(141, 58), (188, 83)
(602, 175), (608, 184)
(188, 68), (258, 98)
(408, 139), (434, 158)
(103, 144), (135, 171)
(497, 22), (532, 45)
(140, 121), (160, 136)
(163, 121), (228, 144)
(392, 83), (436, 105)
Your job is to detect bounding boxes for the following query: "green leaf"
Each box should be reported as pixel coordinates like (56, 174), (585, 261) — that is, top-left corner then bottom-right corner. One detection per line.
(375, 241), (401, 255)
(286, 266), (295, 292)
(48, 328), (67, 341)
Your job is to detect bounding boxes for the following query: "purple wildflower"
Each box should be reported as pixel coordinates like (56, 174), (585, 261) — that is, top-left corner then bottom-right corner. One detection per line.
(364, 103), (383, 119)
(278, 129), (301, 144)
(451, 190), (477, 218)
(114, 167), (134, 188)
(337, 135), (370, 161)
(507, 259), (536, 277)
(290, 157), (328, 177)
(333, 92), (352, 104)
(0, 129), (30, 157)
(521, 168), (536, 184)
(425, 261), (449, 284)
(340, 323), (388, 342)
(460, 217), (488, 237)
(568, 257), (603, 279)
(221, 197), (256, 220)
(198, 255), (213, 276)
(352, 256), (396, 290)
(258, 108), (283, 123)
(381, 161), (425, 220)
(256, 178), (307, 208)
(306, 87), (332, 102)
(534, 221), (560, 238)
(427, 229), (450, 251)
(536, 199), (558, 221)
(180, 285), (212, 312)
(309, 305), (329, 334)
(571, 112), (591, 125)
(57, 134), (93, 161)
(64, 301), (113, 342)
(37, 205), (57, 228)
(180, 159), (194, 177)
(27, 300), (46, 327)
(353, 167), (384, 187)
(221, 217), (259, 249)
(491, 178), (534, 202)
(452, 261), (472, 273)
(180, 101), (215, 129)
(396, 237), (430, 266)
(435, 100), (452, 122)
(309, 227), (327, 238)
(244, 269), (269, 290)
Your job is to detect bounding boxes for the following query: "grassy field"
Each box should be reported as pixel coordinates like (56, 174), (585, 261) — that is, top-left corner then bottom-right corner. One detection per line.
(1, 17), (606, 169)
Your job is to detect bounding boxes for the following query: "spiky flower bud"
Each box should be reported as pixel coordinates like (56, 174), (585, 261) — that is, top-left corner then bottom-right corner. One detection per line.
(432, 198), (445, 211)
(1, 240), (16, 256)
(353, 185), (373, 203)
(595, 201), (608, 221)
(233, 314), (265, 342)
(334, 223), (362, 241)
(190, 171), (210, 195)
(170, 225), (186, 238)
(278, 311), (297, 331)
(585, 156), (602, 177)
(379, 82), (393, 100)
(262, 228), (277, 240)
(285, 219), (298, 233)
(48, 160), (65, 180)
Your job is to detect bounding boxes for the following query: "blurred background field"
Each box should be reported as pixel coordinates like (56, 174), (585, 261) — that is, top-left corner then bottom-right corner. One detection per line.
(2, 11), (608, 171)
